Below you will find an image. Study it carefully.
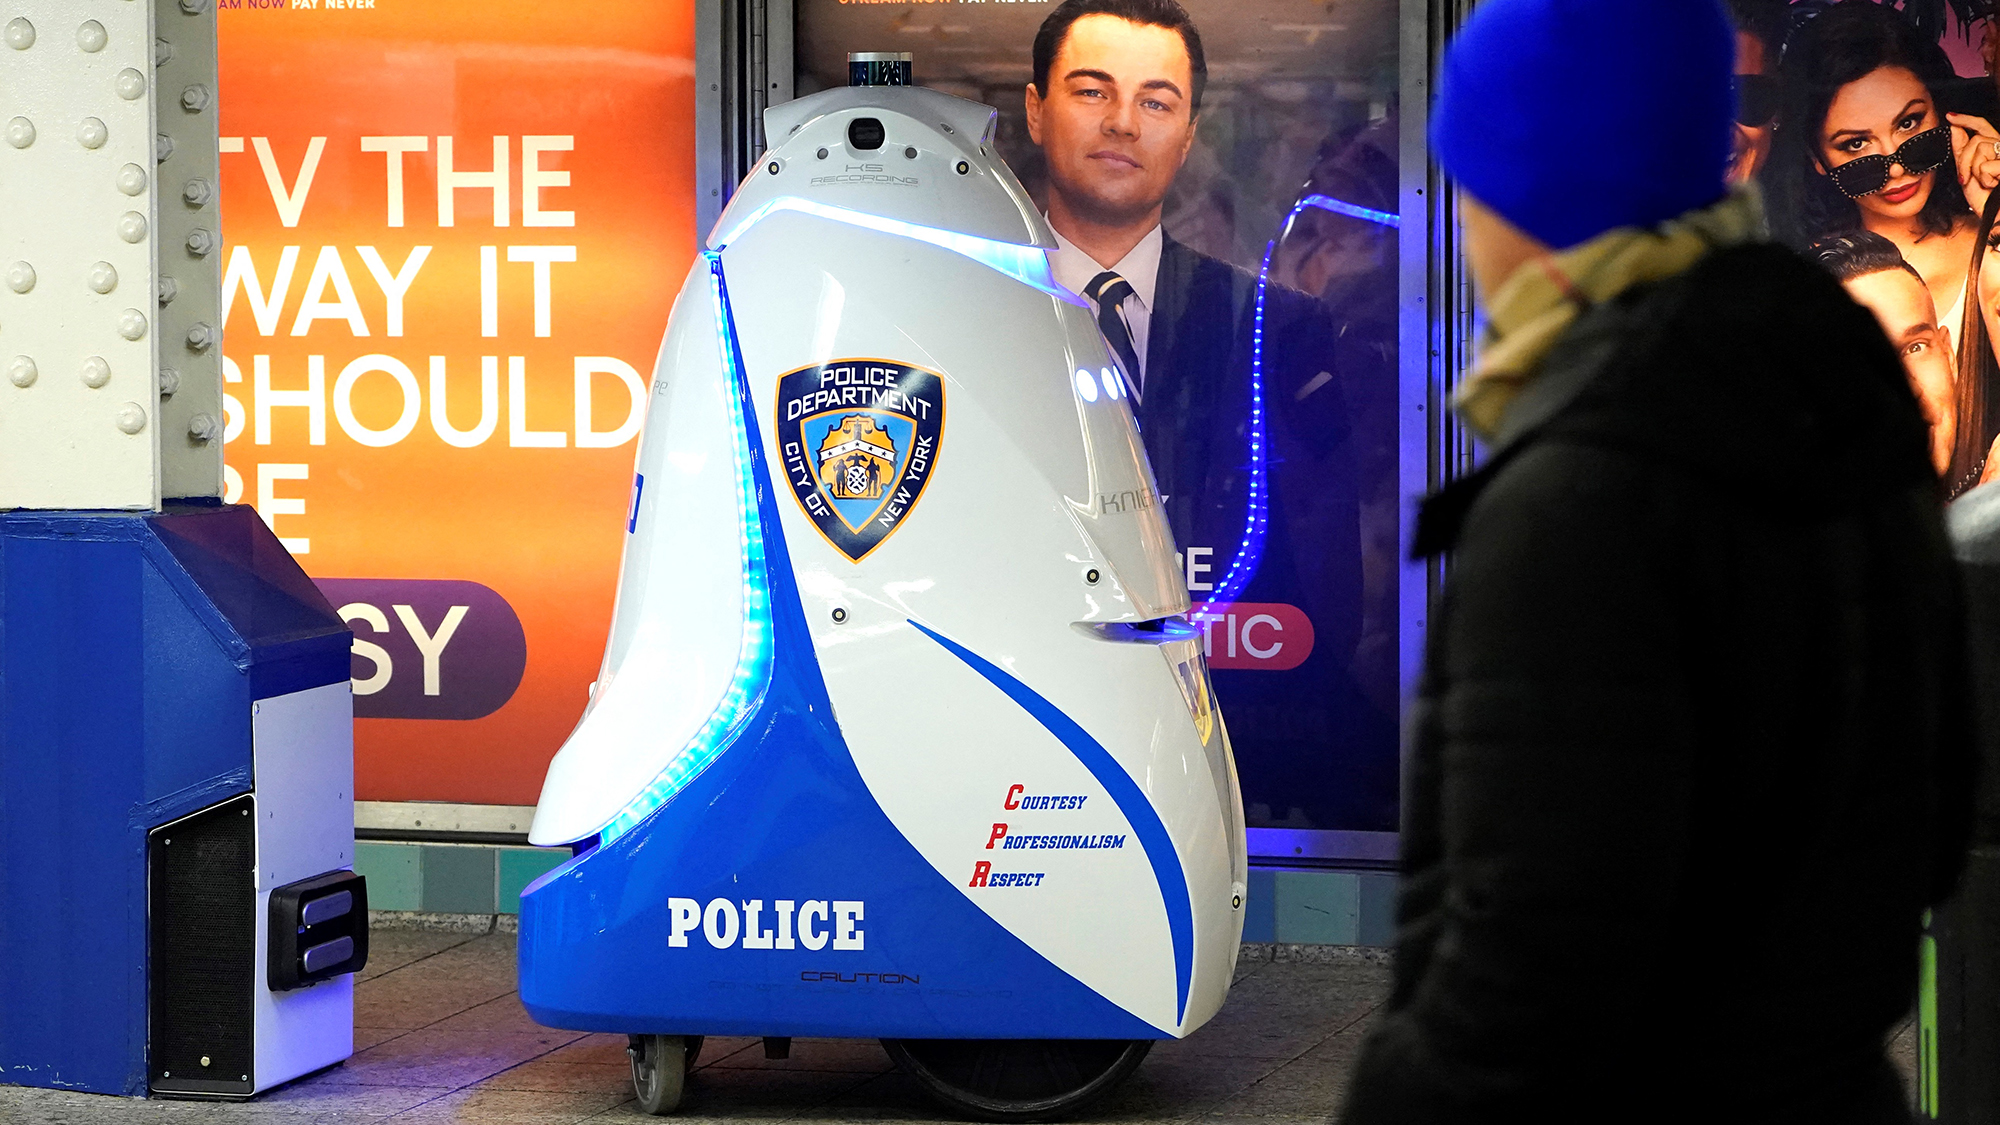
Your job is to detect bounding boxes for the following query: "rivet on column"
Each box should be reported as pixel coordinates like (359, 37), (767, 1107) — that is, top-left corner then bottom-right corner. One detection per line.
(80, 356), (111, 388)
(77, 118), (107, 149)
(114, 403), (147, 435)
(116, 309), (147, 341)
(4, 18), (34, 50)
(75, 20), (105, 52)
(6, 118), (35, 149)
(114, 68), (145, 100)
(116, 163), (147, 196)
(116, 212), (148, 244)
(8, 356), (37, 388)
(87, 262), (118, 294)
(6, 263), (35, 293)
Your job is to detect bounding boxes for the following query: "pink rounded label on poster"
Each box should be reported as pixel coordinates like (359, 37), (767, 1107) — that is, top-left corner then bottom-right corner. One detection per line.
(1187, 602), (1315, 671)
(313, 578), (528, 720)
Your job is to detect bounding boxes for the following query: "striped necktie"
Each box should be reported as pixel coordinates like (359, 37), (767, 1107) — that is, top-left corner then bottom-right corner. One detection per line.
(1083, 270), (1143, 400)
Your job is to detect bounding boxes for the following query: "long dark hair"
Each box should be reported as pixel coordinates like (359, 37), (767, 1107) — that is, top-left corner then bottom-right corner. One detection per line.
(1895, 0), (1997, 45)
(1952, 189), (2000, 495)
(1767, 1), (1971, 250)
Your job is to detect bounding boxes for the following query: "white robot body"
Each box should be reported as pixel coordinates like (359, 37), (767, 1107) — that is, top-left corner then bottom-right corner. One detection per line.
(521, 86), (1246, 1042)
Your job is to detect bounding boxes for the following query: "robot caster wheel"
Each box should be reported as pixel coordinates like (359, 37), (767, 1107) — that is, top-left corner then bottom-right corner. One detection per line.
(627, 1034), (704, 1115)
(882, 1038), (1153, 1122)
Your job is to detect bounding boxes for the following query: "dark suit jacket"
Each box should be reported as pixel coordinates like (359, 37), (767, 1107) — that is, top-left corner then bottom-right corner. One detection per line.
(1139, 235), (1348, 550)
(1137, 235), (1394, 830)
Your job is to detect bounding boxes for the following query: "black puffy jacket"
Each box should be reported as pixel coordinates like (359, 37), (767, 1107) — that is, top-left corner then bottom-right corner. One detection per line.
(1339, 243), (1975, 1124)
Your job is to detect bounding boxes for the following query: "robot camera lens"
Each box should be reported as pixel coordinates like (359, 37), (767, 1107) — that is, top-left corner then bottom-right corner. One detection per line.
(904, 146), (918, 159)
(847, 117), (886, 151)
(955, 160), (970, 175)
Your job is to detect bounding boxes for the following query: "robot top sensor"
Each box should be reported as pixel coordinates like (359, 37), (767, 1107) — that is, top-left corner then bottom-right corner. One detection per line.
(515, 80), (1248, 1121)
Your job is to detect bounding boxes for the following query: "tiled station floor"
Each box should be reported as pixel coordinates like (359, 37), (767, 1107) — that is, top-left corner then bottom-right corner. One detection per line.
(1, 926), (1923, 1123)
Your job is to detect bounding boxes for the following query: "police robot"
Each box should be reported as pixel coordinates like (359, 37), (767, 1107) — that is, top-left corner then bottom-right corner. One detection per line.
(515, 79), (1248, 1121)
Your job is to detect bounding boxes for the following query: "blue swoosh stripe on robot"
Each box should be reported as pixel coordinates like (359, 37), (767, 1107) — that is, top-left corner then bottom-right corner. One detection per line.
(907, 619), (1195, 1025)
(594, 253), (778, 845)
(708, 196), (1089, 309)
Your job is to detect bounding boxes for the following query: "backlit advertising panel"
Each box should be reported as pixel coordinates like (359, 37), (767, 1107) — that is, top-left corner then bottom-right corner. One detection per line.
(795, 0), (1406, 836)
(217, 0), (695, 804)
(1751, 1), (2000, 498)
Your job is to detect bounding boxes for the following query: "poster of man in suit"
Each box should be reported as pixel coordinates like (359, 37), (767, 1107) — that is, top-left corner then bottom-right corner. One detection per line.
(796, 0), (1403, 838)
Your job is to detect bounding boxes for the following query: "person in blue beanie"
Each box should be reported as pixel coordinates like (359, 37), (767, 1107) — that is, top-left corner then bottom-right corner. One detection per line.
(1337, 0), (1974, 1120)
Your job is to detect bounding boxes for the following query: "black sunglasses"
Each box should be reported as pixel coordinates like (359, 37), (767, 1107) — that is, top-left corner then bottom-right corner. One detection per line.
(1733, 74), (1777, 128)
(1827, 124), (1953, 199)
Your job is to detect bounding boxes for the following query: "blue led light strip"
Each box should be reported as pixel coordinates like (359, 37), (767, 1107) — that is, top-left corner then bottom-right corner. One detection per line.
(1202, 190), (1399, 609)
(596, 252), (776, 846)
(1299, 193), (1401, 228)
(709, 195), (1087, 308)
(1203, 239), (1276, 609)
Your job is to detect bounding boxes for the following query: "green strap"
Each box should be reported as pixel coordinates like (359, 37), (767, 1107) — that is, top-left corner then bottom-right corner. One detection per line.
(1921, 909), (1940, 1119)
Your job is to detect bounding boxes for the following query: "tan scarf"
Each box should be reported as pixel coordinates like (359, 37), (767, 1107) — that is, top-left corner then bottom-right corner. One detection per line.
(1453, 186), (1767, 442)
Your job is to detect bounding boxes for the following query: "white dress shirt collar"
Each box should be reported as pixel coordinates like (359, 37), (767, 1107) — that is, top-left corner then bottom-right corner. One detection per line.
(1049, 223), (1163, 311)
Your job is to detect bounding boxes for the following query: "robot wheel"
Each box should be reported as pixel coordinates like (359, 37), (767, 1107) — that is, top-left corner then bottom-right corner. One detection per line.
(881, 1038), (1154, 1122)
(627, 1034), (705, 1115)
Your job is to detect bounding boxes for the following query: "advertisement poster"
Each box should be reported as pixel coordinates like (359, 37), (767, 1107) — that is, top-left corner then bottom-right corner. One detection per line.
(797, 0), (1406, 835)
(1753, 0), (2000, 495)
(216, 0), (695, 804)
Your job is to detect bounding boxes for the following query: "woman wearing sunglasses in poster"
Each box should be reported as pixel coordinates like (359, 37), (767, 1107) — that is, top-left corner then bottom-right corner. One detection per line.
(1770, 1), (2000, 494)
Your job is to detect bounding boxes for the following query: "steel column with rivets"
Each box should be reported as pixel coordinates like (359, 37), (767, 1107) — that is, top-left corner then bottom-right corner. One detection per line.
(153, 0), (222, 499)
(0, 0), (222, 510)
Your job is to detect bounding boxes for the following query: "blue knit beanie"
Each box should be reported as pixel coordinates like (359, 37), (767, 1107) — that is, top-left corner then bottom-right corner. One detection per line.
(1431, 0), (1736, 250)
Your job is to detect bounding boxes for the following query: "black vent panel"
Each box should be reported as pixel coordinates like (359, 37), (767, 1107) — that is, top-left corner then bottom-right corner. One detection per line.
(149, 793), (255, 1098)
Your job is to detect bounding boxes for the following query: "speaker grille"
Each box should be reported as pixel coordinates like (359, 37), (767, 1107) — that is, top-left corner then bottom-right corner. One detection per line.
(149, 793), (255, 1097)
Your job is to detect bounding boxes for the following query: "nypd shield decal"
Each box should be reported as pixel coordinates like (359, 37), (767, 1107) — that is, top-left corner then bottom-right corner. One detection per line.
(775, 359), (945, 562)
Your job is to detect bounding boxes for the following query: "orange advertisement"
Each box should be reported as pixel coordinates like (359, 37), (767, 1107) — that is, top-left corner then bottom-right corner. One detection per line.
(216, 0), (696, 804)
